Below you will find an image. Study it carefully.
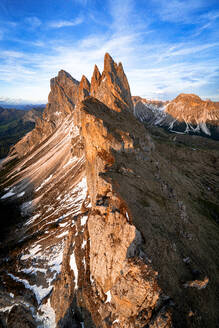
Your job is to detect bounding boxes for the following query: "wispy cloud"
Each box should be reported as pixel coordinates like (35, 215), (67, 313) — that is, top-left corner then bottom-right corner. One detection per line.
(25, 16), (42, 28)
(192, 10), (219, 36)
(0, 50), (24, 59)
(0, 0), (218, 102)
(152, 0), (208, 23)
(49, 17), (83, 28)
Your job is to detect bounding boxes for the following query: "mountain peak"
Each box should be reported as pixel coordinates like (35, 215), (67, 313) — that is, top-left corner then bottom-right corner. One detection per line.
(104, 52), (115, 72)
(90, 53), (133, 112)
(56, 70), (79, 86)
(78, 75), (90, 102)
(90, 65), (101, 98)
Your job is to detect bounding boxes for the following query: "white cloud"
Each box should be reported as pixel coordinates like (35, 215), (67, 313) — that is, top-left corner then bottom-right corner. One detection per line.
(0, 50), (24, 58)
(0, 0), (218, 102)
(49, 17), (83, 28)
(152, 0), (208, 23)
(25, 16), (42, 28)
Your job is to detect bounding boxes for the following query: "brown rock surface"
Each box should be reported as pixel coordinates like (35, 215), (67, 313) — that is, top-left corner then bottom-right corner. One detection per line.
(0, 53), (218, 328)
(132, 96), (168, 108)
(78, 75), (90, 103)
(10, 70), (79, 157)
(90, 53), (133, 112)
(166, 93), (219, 125)
(71, 98), (172, 327)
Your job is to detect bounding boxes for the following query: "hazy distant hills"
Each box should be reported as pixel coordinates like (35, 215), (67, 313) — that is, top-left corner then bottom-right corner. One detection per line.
(0, 106), (44, 159)
(0, 97), (45, 110)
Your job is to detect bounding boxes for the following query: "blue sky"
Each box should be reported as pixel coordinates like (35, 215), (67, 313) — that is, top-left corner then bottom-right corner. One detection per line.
(0, 0), (219, 103)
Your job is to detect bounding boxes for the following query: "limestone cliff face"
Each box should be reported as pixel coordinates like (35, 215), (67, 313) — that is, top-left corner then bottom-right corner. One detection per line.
(133, 94), (219, 139)
(10, 70), (79, 157)
(166, 93), (219, 125)
(1, 54), (219, 328)
(132, 96), (168, 109)
(90, 53), (133, 113)
(72, 98), (172, 327)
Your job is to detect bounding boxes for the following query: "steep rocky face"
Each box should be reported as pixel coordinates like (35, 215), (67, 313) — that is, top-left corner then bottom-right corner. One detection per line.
(166, 93), (219, 125)
(10, 70), (79, 157)
(90, 53), (133, 113)
(133, 94), (219, 139)
(71, 98), (173, 327)
(0, 54), (219, 328)
(78, 75), (90, 103)
(132, 96), (168, 109)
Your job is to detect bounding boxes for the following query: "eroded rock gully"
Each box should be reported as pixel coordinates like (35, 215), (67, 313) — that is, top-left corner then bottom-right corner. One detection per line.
(0, 53), (218, 328)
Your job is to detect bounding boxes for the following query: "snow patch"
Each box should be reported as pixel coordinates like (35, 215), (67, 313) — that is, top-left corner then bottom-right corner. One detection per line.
(0, 305), (14, 312)
(81, 215), (88, 226)
(21, 244), (41, 261)
(1, 188), (15, 199)
(20, 201), (32, 216)
(58, 231), (68, 239)
(8, 273), (52, 305)
(36, 298), (56, 328)
(63, 156), (77, 168)
(59, 221), (68, 228)
(105, 290), (111, 303)
(81, 239), (87, 249)
(70, 252), (78, 289)
(36, 175), (53, 192)
(17, 191), (25, 198)
(24, 213), (41, 226)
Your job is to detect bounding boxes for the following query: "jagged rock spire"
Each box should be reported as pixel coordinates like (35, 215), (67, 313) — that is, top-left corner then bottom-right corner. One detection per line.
(78, 75), (90, 103)
(90, 65), (101, 98)
(49, 70), (79, 106)
(90, 53), (133, 113)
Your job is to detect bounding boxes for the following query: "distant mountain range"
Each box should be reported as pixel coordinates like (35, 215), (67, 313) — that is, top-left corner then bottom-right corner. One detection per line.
(0, 106), (44, 159)
(0, 97), (45, 110)
(133, 94), (219, 140)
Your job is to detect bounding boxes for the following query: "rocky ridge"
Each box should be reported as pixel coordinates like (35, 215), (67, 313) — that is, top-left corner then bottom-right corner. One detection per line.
(133, 94), (219, 139)
(0, 53), (218, 328)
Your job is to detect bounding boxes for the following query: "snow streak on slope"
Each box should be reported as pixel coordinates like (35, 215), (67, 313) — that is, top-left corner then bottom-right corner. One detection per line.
(0, 115), (88, 326)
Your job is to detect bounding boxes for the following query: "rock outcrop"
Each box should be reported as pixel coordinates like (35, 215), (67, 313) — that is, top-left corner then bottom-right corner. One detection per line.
(10, 70), (79, 157)
(166, 93), (219, 126)
(0, 54), (218, 328)
(90, 53), (133, 113)
(133, 94), (219, 139)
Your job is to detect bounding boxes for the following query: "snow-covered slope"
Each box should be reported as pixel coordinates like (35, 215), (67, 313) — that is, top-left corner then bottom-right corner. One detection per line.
(133, 95), (219, 139)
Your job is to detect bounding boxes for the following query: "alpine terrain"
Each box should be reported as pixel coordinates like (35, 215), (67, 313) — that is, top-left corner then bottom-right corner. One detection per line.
(133, 95), (219, 139)
(0, 106), (44, 159)
(0, 53), (218, 328)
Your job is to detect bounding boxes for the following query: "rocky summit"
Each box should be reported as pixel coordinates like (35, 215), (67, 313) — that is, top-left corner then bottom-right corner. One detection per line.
(133, 94), (219, 139)
(0, 54), (218, 328)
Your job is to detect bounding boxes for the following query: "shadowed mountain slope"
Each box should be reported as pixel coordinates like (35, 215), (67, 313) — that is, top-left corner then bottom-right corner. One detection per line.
(0, 54), (218, 328)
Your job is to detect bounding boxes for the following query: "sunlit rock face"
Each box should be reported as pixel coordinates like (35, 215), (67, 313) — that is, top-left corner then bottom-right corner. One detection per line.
(133, 94), (219, 139)
(0, 54), (219, 328)
(10, 70), (79, 158)
(90, 53), (133, 113)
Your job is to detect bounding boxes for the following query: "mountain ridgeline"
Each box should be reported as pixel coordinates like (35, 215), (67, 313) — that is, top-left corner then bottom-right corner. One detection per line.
(0, 106), (44, 159)
(133, 94), (219, 139)
(0, 53), (218, 328)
